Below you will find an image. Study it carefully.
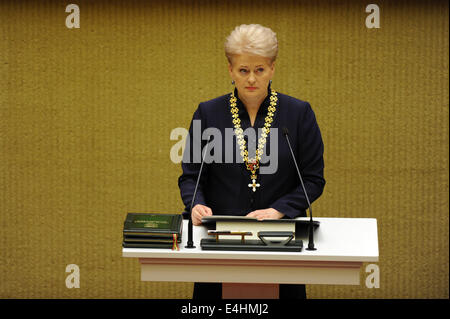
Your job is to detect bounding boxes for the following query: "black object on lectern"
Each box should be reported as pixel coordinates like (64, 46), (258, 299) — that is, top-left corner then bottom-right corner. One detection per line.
(201, 215), (319, 239)
(199, 215), (318, 252)
(200, 229), (303, 252)
(200, 238), (303, 252)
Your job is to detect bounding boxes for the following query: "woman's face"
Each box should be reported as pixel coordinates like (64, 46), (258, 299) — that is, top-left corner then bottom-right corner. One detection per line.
(228, 53), (275, 102)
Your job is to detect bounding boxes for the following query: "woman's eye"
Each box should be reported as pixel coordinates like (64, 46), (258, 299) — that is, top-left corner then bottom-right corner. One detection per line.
(240, 69), (248, 73)
(257, 68), (264, 73)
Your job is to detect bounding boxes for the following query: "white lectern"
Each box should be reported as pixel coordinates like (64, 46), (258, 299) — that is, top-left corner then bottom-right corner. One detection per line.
(122, 217), (379, 298)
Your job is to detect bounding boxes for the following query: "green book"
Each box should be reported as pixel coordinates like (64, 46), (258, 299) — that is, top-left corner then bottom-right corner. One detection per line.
(123, 213), (182, 239)
(123, 235), (181, 243)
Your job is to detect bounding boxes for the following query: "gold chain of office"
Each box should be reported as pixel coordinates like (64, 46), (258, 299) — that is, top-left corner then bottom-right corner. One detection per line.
(229, 89), (278, 192)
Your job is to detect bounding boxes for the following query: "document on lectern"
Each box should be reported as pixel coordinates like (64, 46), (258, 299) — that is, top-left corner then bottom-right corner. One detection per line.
(202, 215), (302, 240)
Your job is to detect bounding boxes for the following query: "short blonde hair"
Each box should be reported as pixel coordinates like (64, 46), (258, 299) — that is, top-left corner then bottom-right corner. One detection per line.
(225, 24), (278, 64)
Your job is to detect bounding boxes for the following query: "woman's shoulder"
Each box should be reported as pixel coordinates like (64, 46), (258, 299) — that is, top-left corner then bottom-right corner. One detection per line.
(195, 93), (231, 116)
(276, 92), (319, 124)
(277, 92), (312, 111)
(199, 93), (230, 107)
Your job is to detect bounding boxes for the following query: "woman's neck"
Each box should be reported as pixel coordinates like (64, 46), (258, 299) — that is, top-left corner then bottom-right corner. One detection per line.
(238, 91), (267, 113)
(238, 91), (268, 126)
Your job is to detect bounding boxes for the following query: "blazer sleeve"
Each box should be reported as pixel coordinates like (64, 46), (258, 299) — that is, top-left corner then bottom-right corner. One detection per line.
(270, 102), (326, 218)
(178, 103), (209, 217)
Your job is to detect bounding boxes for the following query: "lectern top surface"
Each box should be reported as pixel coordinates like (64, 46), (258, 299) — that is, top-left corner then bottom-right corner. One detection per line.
(123, 217), (379, 262)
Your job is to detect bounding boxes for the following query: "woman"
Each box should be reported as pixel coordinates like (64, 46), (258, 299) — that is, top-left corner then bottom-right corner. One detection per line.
(178, 24), (325, 299)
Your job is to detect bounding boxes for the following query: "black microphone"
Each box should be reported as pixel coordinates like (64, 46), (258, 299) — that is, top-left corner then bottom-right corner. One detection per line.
(282, 127), (317, 251)
(185, 136), (211, 249)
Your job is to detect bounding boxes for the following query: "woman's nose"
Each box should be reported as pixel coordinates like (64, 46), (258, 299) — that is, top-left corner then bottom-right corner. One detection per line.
(248, 72), (256, 83)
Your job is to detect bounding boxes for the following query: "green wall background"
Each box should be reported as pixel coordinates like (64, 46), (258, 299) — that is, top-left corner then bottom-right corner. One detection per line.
(0, 0), (448, 298)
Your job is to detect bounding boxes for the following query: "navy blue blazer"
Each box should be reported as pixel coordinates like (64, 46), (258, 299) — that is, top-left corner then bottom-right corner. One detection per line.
(178, 85), (325, 219)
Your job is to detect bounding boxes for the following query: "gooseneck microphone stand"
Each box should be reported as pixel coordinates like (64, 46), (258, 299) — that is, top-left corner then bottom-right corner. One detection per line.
(185, 136), (210, 249)
(282, 127), (317, 251)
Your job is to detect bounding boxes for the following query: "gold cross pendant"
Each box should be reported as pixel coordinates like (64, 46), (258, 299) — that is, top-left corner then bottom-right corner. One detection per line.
(248, 179), (260, 192)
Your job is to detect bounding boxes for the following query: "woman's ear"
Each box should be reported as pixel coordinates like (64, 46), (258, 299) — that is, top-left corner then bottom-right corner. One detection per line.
(269, 61), (276, 78)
